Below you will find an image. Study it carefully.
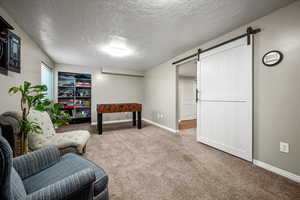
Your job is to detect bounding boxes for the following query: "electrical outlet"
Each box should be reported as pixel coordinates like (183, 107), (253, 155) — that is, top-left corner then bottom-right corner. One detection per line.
(161, 114), (164, 118)
(280, 142), (289, 153)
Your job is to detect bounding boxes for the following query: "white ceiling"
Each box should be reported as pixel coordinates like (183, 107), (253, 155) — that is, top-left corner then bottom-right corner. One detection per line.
(0, 0), (295, 70)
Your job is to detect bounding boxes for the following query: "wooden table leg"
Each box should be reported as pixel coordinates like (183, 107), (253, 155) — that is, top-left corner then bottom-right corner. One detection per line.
(132, 112), (136, 126)
(97, 113), (103, 135)
(137, 111), (142, 129)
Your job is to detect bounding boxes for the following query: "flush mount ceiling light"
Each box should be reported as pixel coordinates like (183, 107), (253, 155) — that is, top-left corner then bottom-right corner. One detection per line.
(101, 36), (134, 57)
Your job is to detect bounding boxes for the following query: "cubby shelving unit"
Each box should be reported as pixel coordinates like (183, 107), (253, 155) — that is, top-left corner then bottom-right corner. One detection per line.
(57, 72), (92, 123)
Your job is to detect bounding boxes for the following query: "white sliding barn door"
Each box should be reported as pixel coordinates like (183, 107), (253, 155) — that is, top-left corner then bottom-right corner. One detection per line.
(197, 37), (253, 162)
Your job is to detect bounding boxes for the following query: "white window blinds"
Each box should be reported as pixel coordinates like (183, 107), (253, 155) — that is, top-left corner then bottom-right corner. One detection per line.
(41, 62), (53, 100)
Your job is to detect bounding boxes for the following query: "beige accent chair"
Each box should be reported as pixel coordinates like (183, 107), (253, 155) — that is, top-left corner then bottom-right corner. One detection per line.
(28, 110), (90, 154)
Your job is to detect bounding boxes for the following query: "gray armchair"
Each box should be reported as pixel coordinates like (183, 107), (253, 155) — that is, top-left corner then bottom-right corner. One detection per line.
(0, 136), (109, 200)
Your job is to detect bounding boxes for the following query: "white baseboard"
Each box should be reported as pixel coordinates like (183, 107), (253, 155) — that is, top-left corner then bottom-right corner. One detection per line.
(91, 118), (179, 134)
(142, 118), (178, 133)
(253, 160), (300, 183)
(91, 119), (132, 125)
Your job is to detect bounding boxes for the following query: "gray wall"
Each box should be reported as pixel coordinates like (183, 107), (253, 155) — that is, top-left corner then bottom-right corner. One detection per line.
(0, 6), (54, 114)
(55, 64), (144, 123)
(144, 1), (300, 175)
(144, 62), (177, 130)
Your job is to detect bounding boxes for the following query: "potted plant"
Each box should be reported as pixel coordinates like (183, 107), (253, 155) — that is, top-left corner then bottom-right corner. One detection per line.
(9, 81), (71, 155)
(9, 81), (50, 155)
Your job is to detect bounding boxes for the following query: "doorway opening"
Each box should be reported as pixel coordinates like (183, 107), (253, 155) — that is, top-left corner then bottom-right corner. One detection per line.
(176, 60), (197, 130)
(173, 27), (258, 161)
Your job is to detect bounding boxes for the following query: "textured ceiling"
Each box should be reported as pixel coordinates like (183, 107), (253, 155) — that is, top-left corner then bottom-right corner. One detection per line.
(0, 0), (295, 70)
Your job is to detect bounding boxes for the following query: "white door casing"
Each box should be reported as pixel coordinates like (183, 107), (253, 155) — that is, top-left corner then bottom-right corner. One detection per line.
(197, 37), (253, 162)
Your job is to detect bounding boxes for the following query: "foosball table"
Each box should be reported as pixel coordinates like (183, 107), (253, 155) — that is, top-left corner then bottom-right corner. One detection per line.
(96, 103), (142, 135)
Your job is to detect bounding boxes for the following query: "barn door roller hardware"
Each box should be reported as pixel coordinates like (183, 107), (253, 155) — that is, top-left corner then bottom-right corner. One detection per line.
(172, 26), (261, 65)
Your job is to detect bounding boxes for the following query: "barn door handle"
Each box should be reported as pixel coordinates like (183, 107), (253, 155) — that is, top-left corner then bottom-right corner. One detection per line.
(196, 89), (199, 102)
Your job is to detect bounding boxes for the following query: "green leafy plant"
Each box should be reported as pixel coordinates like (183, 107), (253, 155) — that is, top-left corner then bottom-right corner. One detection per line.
(9, 81), (49, 155)
(48, 103), (71, 127)
(36, 101), (71, 128)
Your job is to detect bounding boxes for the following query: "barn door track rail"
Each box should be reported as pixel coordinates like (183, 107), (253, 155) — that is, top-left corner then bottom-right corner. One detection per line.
(172, 26), (261, 65)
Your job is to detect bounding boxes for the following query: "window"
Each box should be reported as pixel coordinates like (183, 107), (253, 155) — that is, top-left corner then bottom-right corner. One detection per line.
(41, 62), (54, 100)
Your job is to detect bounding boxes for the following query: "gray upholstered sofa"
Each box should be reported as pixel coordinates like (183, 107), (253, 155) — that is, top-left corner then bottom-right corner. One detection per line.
(0, 136), (109, 200)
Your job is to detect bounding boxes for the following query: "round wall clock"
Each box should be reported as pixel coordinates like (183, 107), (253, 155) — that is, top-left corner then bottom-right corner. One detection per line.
(262, 50), (283, 67)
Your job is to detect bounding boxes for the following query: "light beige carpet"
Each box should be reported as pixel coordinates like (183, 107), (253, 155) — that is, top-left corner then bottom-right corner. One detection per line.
(58, 123), (300, 200)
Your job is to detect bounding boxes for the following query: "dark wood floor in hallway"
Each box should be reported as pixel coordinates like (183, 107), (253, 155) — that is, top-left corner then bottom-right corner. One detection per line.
(58, 123), (300, 200)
